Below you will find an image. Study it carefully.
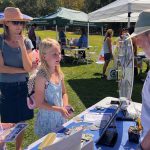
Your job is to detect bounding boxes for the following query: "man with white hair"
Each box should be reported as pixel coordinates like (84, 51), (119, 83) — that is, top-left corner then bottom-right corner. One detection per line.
(129, 10), (150, 150)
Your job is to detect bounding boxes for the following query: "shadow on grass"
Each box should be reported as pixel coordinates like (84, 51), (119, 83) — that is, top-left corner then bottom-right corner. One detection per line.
(68, 78), (118, 108)
(68, 76), (144, 108)
(61, 56), (93, 67)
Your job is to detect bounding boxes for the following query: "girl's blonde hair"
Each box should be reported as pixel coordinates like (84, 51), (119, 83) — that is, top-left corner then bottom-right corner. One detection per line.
(39, 38), (63, 80)
(104, 29), (113, 41)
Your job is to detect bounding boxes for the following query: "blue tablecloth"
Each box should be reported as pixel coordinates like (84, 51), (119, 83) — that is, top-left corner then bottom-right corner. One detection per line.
(27, 107), (138, 150)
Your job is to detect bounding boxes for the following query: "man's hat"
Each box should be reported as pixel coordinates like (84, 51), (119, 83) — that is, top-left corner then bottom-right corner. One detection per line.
(0, 7), (32, 24)
(129, 9), (150, 38)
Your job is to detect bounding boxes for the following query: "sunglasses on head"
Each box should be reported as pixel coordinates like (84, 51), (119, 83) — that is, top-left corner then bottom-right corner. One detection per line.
(11, 21), (25, 25)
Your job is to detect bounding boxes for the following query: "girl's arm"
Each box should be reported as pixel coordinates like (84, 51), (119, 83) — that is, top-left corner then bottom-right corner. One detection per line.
(61, 78), (68, 107)
(34, 76), (70, 118)
(0, 52), (27, 73)
(107, 37), (112, 53)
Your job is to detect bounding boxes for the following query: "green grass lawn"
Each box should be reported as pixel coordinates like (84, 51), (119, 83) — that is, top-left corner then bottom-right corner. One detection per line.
(0, 28), (144, 149)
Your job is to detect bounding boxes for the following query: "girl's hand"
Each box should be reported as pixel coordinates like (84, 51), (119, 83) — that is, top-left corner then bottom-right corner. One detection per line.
(59, 107), (70, 118)
(65, 105), (74, 116)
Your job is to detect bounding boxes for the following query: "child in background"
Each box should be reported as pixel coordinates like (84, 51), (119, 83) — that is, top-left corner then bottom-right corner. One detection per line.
(34, 38), (70, 137)
(102, 29), (113, 78)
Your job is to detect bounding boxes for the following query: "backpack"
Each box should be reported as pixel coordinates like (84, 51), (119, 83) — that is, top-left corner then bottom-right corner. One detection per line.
(27, 69), (38, 109)
(27, 68), (48, 109)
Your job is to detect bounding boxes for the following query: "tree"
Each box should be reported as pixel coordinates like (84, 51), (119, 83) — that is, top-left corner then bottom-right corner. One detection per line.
(0, 0), (15, 11)
(58, 0), (84, 11)
(83, 0), (116, 13)
(0, 0), (116, 18)
(14, 0), (38, 17)
(37, 0), (58, 16)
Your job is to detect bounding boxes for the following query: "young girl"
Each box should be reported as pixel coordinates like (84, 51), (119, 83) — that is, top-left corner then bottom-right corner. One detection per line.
(102, 29), (113, 78)
(34, 38), (70, 137)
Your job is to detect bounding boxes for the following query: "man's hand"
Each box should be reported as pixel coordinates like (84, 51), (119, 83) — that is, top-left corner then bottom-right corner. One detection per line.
(141, 130), (150, 150)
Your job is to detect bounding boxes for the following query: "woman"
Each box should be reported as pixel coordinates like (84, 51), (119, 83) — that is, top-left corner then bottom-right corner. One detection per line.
(0, 7), (34, 150)
(102, 29), (113, 78)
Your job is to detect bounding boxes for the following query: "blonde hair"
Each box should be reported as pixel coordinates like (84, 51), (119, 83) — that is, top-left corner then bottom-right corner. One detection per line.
(39, 38), (63, 80)
(104, 29), (113, 41)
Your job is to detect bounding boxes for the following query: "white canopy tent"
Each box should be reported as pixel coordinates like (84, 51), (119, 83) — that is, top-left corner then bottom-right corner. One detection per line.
(93, 12), (139, 23)
(89, 0), (150, 27)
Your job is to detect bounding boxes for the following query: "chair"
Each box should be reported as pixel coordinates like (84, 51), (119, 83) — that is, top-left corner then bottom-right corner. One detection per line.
(95, 48), (105, 65)
(72, 48), (86, 64)
(86, 46), (98, 64)
(94, 48), (105, 74)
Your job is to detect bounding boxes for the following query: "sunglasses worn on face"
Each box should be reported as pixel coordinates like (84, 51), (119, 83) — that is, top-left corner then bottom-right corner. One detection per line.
(11, 21), (25, 25)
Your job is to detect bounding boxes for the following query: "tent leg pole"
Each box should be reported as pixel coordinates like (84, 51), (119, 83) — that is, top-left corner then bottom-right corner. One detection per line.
(101, 26), (103, 36)
(87, 22), (89, 47)
(56, 25), (58, 40)
(128, 16), (131, 28)
(128, 11), (131, 28)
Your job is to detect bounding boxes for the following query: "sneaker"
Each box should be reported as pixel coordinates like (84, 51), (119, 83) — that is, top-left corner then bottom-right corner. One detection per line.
(101, 74), (107, 79)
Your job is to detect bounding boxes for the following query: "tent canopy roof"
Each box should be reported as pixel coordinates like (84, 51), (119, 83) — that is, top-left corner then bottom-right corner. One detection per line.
(45, 7), (88, 22)
(93, 12), (139, 23)
(32, 7), (91, 26)
(89, 0), (150, 22)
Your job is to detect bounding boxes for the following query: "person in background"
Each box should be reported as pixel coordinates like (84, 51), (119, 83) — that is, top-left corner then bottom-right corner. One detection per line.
(118, 28), (128, 42)
(128, 10), (150, 149)
(58, 28), (66, 56)
(128, 26), (138, 77)
(36, 35), (41, 50)
(77, 28), (88, 59)
(101, 29), (113, 78)
(34, 38), (70, 137)
(28, 23), (37, 50)
(0, 7), (34, 150)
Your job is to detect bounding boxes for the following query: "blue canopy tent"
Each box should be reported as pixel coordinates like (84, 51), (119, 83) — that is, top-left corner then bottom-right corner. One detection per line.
(0, 12), (32, 21)
(0, 12), (4, 19)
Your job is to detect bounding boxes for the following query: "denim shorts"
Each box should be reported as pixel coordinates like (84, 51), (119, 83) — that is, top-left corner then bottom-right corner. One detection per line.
(0, 82), (33, 123)
(104, 53), (113, 61)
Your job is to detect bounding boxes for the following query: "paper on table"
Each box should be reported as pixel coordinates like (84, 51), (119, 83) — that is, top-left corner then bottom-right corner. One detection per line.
(84, 112), (112, 123)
